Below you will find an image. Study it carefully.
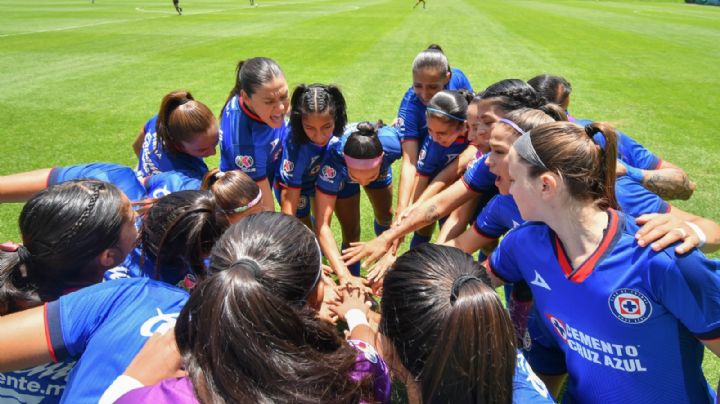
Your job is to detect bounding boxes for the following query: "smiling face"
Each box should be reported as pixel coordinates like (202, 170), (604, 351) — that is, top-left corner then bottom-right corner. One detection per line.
(302, 112), (335, 146)
(427, 115), (465, 148)
(243, 75), (290, 128)
(412, 67), (450, 105)
(180, 120), (219, 158)
(484, 125), (519, 195)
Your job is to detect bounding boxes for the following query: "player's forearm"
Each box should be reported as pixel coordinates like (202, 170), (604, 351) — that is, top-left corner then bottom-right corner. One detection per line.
(279, 188), (299, 216)
(397, 156), (417, 214)
(642, 168), (695, 200)
(317, 225), (353, 281)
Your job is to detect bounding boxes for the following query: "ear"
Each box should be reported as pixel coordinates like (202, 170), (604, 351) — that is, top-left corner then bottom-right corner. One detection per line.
(539, 172), (559, 201)
(306, 277), (325, 311)
(444, 70), (452, 83)
(98, 247), (123, 268)
(239, 89), (250, 102)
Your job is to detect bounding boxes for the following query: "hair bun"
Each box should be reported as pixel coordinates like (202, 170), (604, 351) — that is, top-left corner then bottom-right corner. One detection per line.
(355, 121), (377, 136)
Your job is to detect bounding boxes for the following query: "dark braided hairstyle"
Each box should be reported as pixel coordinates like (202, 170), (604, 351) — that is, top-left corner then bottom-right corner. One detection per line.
(0, 180), (131, 313)
(478, 79), (546, 112)
(289, 83), (347, 144)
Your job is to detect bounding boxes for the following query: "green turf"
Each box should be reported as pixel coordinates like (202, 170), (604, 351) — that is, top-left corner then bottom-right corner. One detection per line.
(1, 0), (719, 392)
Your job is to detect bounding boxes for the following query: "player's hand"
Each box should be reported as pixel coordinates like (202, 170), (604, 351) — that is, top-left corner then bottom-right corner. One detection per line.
(316, 274), (340, 324)
(366, 252), (396, 296)
(123, 327), (186, 386)
(341, 234), (393, 267)
(328, 286), (371, 322)
(635, 213), (699, 254)
(395, 203), (419, 226)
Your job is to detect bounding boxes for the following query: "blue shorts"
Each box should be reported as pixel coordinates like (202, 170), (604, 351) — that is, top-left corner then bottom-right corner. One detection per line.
(49, 163), (146, 201)
(337, 167), (393, 199)
(273, 182), (313, 218)
(523, 306), (568, 376)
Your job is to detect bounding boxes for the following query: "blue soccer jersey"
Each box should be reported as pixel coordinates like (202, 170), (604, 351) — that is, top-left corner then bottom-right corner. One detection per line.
(416, 134), (469, 178)
(395, 67), (473, 145)
(574, 119), (662, 170)
(143, 170), (202, 199)
(219, 95), (283, 182)
(488, 210), (720, 403)
(461, 153), (497, 194)
(43, 278), (188, 404)
(316, 125), (402, 196)
(0, 360), (76, 403)
(275, 126), (328, 191)
(137, 115), (209, 179)
(513, 351), (555, 403)
(48, 163), (146, 202)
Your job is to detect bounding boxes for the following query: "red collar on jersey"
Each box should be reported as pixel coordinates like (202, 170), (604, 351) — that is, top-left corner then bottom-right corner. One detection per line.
(239, 96), (265, 124)
(554, 209), (621, 283)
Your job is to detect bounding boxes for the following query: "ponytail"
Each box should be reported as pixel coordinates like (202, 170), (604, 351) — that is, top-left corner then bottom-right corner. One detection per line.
(0, 245), (40, 315)
(201, 169), (260, 214)
(585, 122), (618, 210)
(344, 121), (383, 159)
(156, 90), (215, 154)
(223, 57), (284, 113)
(537, 103), (568, 122)
(412, 44), (449, 75)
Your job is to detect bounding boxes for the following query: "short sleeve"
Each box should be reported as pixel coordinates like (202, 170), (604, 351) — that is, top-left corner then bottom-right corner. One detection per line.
(616, 176), (669, 216)
(617, 131), (661, 170)
(278, 141), (305, 188)
(347, 340), (391, 404)
(512, 351), (555, 403)
(219, 104), (239, 172)
(46, 280), (145, 360)
(473, 195), (510, 239)
(396, 89), (423, 142)
(649, 251), (720, 339)
(462, 155), (495, 193)
(415, 137), (438, 176)
(488, 231), (525, 284)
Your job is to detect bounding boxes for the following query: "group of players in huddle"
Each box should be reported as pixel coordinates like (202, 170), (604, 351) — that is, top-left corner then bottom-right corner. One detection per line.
(0, 44), (719, 403)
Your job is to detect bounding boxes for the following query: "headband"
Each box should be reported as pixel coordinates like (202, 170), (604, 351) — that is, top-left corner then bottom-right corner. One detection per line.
(344, 153), (384, 170)
(450, 274), (481, 303)
(426, 107), (465, 122)
(498, 118), (527, 136)
(513, 132), (548, 170)
(227, 189), (263, 214)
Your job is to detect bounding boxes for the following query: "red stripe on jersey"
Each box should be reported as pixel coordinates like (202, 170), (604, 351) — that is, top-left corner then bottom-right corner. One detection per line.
(454, 136), (467, 144)
(654, 159), (663, 170)
(554, 210), (620, 283)
(472, 222), (498, 240)
(43, 303), (59, 363)
(239, 97), (265, 124)
(400, 138), (418, 144)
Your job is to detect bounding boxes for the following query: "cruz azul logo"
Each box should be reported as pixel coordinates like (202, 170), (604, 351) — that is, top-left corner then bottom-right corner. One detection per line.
(545, 313), (647, 373)
(320, 165), (336, 182)
(608, 288), (652, 324)
(235, 155), (255, 172)
(282, 159), (294, 174)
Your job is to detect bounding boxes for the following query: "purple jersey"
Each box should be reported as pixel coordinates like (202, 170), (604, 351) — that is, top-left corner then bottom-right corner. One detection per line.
(44, 278), (188, 404)
(488, 210), (720, 403)
(116, 339), (391, 404)
(219, 96), (283, 182)
(395, 67), (473, 145)
(137, 115), (208, 179)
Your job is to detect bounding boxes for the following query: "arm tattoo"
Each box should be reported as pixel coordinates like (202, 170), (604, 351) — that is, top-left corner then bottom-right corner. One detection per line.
(422, 204), (441, 224)
(644, 170), (694, 200)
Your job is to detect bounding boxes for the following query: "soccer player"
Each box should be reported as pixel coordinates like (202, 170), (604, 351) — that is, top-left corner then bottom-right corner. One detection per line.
(219, 57), (288, 211)
(394, 45), (473, 243)
(407, 90), (472, 248)
(413, 0), (426, 9)
(486, 120), (720, 403)
(377, 243), (554, 402)
(0, 180), (137, 404)
(314, 122), (401, 287)
(134, 90), (218, 180)
(172, 0), (182, 15)
(528, 74), (695, 201)
(274, 84), (347, 227)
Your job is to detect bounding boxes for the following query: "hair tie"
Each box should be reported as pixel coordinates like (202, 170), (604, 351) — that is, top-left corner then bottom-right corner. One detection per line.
(584, 124), (595, 138)
(450, 274), (481, 303)
(426, 107), (465, 122)
(16, 245), (32, 278)
(230, 257), (262, 277)
(344, 153), (384, 170)
(227, 189), (263, 214)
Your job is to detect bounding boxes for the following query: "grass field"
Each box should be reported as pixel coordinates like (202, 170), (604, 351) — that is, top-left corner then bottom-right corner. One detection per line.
(1, 0), (719, 393)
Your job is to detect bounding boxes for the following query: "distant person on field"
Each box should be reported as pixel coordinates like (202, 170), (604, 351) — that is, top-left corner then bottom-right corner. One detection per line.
(173, 0), (182, 15)
(413, 0), (426, 9)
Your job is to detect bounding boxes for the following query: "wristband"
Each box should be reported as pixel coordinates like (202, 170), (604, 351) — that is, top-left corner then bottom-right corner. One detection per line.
(623, 163), (645, 183)
(98, 375), (144, 404)
(685, 221), (707, 248)
(345, 308), (369, 333)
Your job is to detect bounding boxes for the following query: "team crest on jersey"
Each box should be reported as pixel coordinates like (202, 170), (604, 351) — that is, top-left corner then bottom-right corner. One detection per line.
(235, 155), (255, 171)
(609, 289), (652, 324)
(418, 149), (427, 162)
(320, 165), (336, 182)
(545, 313), (568, 341)
(298, 195), (308, 210)
(283, 159), (295, 174)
